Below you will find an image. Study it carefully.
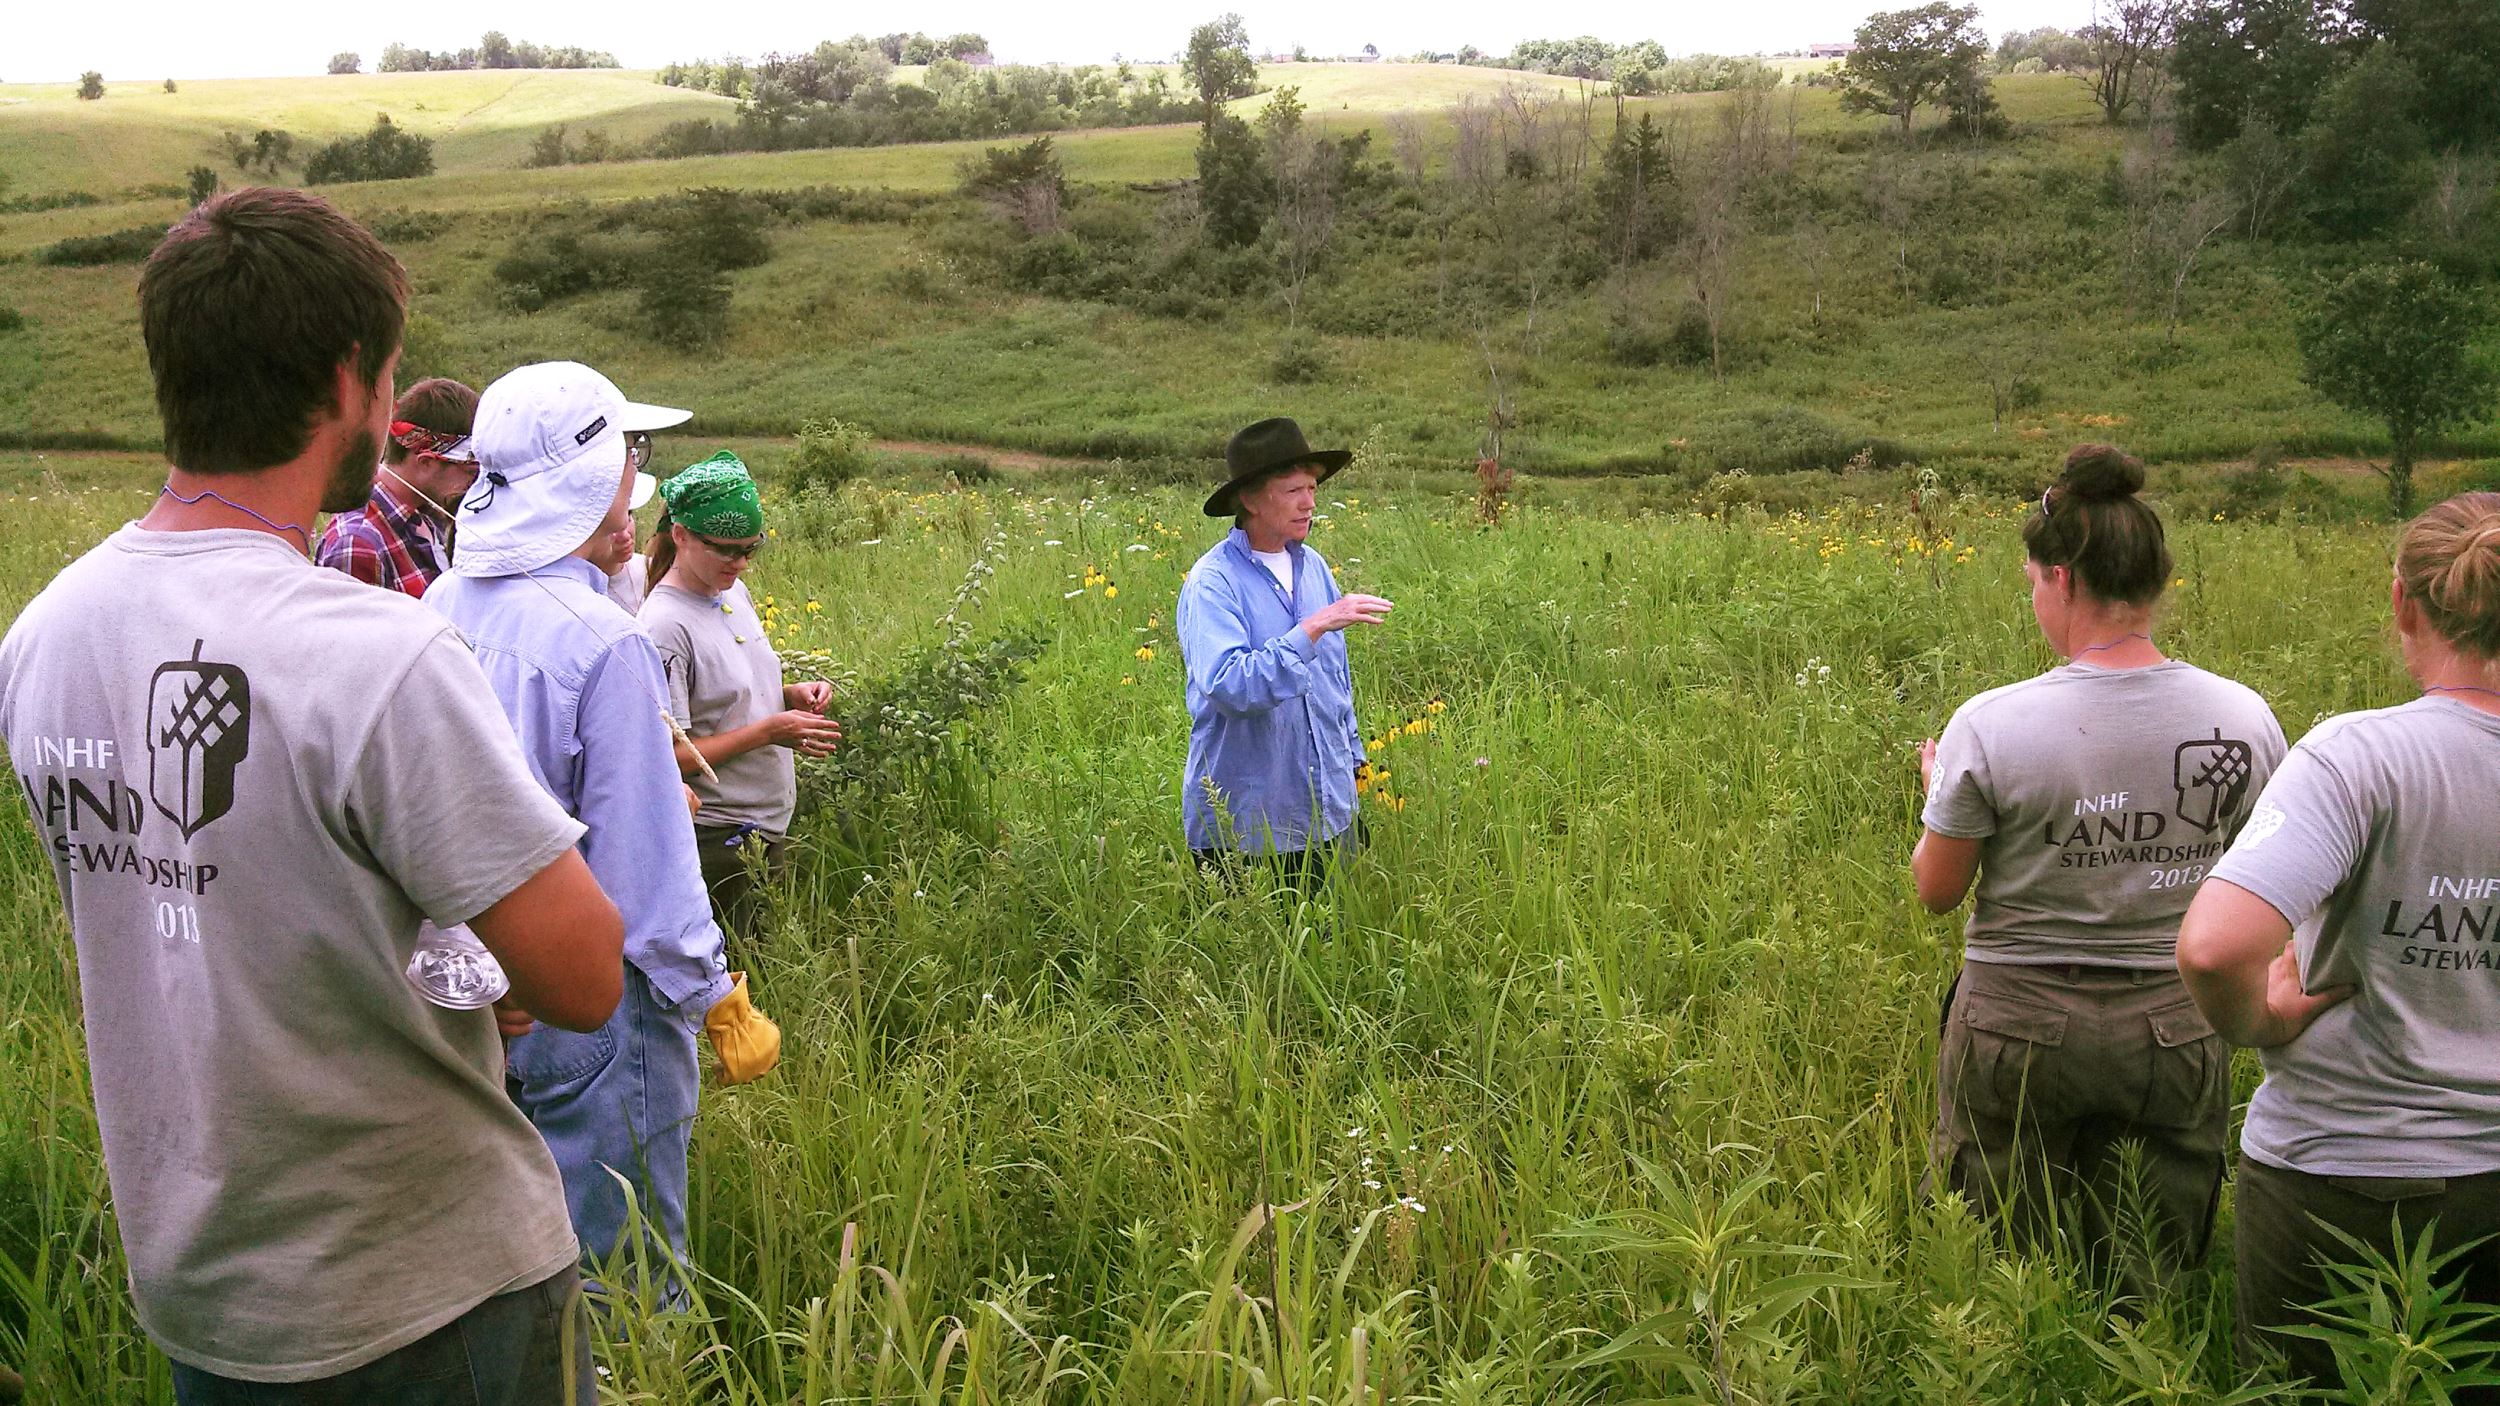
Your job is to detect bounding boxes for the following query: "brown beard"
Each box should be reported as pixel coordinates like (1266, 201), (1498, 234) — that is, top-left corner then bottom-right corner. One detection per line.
(319, 429), (381, 514)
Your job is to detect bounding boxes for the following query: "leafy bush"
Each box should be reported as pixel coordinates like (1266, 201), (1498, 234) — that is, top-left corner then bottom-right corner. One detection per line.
(360, 208), (449, 244)
(185, 166), (217, 205)
(0, 190), (101, 215)
(637, 187), (773, 272)
(303, 115), (436, 184)
(1682, 405), (1909, 475)
(0, 307), (25, 333)
(1268, 335), (1330, 384)
(792, 417), (875, 492)
(637, 249), (732, 347)
(935, 453), (998, 486)
(37, 226), (165, 266)
(490, 228), (633, 311)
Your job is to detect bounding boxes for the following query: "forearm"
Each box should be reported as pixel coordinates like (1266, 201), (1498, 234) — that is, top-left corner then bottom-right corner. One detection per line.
(1910, 831), (1981, 914)
(2180, 958), (2280, 1047)
(1196, 631), (1320, 714)
(678, 720), (777, 775)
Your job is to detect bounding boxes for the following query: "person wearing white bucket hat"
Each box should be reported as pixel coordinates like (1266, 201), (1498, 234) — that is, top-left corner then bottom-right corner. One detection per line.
(427, 361), (781, 1299)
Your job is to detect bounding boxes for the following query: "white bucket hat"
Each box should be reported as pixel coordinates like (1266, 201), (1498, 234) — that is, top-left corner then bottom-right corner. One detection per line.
(453, 362), (634, 578)
(621, 398), (690, 512)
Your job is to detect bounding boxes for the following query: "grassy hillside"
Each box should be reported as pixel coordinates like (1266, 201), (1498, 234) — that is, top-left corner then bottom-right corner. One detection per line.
(0, 69), (738, 192)
(1, 71), (2490, 482)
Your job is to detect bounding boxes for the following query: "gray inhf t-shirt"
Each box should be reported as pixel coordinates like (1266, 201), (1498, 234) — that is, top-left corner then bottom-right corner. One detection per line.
(641, 578), (796, 834)
(0, 527), (586, 1381)
(1925, 659), (2286, 968)
(2212, 697), (2500, 1177)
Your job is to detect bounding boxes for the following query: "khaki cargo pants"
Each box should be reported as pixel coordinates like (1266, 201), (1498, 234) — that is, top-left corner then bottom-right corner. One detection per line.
(1929, 959), (2232, 1291)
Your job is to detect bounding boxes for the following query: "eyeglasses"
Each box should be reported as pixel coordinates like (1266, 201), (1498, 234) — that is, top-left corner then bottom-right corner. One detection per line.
(692, 533), (765, 561)
(627, 432), (653, 473)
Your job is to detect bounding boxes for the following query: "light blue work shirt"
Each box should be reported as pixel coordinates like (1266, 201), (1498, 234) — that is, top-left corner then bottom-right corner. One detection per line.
(428, 558), (732, 1016)
(1177, 528), (1363, 853)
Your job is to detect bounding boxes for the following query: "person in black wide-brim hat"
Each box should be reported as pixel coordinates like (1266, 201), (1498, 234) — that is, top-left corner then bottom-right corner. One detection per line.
(1175, 418), (1394, 882)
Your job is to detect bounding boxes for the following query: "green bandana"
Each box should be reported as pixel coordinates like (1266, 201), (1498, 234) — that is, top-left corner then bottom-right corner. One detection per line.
(660, 451), (764, 538)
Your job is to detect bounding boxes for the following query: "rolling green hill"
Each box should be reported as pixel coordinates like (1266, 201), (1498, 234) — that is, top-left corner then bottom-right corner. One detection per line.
(0, 69), (740, 193)
(1, 68), (2490, 482)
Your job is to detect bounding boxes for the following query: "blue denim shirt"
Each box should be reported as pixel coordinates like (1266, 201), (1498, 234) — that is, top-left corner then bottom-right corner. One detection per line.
(428, 558), (732, 1016)
(1177, 529), (1363, 853)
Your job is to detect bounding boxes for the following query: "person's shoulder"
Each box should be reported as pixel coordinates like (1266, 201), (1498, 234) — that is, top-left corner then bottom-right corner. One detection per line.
(1182, 541), (1240, 593)
(2295, 699), (2447, 758)
(1947, 671), (2057, 730)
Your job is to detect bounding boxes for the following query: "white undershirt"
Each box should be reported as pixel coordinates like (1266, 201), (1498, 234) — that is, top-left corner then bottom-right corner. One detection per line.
(1251, 547), (1294, 597)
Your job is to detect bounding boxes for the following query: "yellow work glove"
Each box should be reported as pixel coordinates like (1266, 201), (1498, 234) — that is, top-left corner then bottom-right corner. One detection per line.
(703, 972), (781, 1084)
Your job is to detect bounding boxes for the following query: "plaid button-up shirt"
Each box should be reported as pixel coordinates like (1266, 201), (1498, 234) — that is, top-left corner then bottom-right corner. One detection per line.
(315, 483), (452, 598)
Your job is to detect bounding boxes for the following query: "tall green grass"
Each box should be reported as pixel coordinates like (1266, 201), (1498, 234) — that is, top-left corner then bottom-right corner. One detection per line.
(0, 459), (2456, 1400)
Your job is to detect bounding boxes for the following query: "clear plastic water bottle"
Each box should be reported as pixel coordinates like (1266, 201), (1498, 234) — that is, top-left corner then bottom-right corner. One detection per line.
(405, 921), (510, 1010)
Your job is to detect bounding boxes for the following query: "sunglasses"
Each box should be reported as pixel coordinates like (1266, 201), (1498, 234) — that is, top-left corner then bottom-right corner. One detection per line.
(692, 533), (765, 561)
(627, 432), (653, 472)
(389, 420), (475, 464)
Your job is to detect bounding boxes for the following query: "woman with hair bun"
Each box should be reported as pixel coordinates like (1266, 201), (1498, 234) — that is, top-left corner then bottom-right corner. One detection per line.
(2181, 492), (2500, 1393)
(1915, 444), (2287, 1289)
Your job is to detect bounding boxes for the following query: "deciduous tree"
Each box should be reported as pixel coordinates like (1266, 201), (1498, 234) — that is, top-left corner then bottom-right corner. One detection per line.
(2298, 261), (2496, 516)
(1839, 3), (1989, 136)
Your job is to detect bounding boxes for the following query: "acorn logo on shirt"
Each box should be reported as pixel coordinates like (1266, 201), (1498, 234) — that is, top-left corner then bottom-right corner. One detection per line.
(2173, 730), (2255, 835)
(147, 641), (251, 840)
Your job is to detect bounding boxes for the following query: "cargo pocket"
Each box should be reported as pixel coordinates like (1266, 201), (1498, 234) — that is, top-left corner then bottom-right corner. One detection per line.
(2143, 997), (2225, 1128)
(1951, 989), (2069, 1122)
(506, 1021), (619, 1088)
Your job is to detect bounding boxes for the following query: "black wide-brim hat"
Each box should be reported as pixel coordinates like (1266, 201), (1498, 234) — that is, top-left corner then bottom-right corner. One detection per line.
(1202, 417), (1353, 517)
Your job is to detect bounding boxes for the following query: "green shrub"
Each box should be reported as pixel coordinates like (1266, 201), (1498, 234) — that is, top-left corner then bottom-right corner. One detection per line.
(491, 228), (633, 311)
(303, 114), (436, 184)
(936, 453), (998, 486)
(0, 307), (24, 333)
(1268, 335), (1329, 385)
(792, 416), (875, 492)
(1681, 405), (1908, 475)
(637, 250), (732, 347)
(360, 208), (449, 243)
(633, 187), (773, 271)
(36, 226), (164, 266)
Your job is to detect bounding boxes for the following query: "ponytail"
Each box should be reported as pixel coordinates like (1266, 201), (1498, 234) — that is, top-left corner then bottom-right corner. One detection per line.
(642, 510), (678, 609)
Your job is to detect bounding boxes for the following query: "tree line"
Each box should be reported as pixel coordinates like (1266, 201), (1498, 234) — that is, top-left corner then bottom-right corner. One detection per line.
(329, 34), (619, 75)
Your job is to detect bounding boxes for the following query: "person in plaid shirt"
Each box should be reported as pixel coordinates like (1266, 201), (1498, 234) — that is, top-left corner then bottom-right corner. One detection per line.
(316, 378), (479, 598)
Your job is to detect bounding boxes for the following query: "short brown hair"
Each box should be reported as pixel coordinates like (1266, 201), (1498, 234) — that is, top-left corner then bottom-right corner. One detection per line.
(384, 377), (479, 466)
(2024, 444), (2173, 607)
(2398, 492), (2500, 660)
(138, 187), (408, 475)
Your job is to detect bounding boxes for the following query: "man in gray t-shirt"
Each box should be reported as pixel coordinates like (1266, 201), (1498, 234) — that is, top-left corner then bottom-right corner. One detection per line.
(0, 187), (625, 1398)
(1925, 660), (2287, 968)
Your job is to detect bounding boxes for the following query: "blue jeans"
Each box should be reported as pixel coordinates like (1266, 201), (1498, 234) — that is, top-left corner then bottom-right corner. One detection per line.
(170, 1266), (591, 1405)
(505, 966), (701, 1288)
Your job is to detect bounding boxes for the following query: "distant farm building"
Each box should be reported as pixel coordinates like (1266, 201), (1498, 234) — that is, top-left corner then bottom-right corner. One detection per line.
(1808, 42), (1856, 58)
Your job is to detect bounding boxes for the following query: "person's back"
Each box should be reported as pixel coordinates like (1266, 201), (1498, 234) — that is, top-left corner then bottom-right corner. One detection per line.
(0, 186), (624, 1403)
(1934, 661), (2284, 967)
(2229, 697), (2500, 1170)
(0, 530), (580, 1378)
(1915, 445), (2284, 1293)
(2183, 496), (2500, 1396)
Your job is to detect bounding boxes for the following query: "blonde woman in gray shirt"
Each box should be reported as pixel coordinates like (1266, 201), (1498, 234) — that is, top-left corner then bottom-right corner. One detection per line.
(2182, 492), (2500, 1395)
(1915, 445), (2286, 1294)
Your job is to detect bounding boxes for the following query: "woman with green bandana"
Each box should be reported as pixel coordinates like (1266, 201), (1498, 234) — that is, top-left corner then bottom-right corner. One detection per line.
(638, 452), (840, 950)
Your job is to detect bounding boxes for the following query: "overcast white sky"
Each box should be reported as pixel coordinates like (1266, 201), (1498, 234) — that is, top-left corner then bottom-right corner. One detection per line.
(9, 0), (2098, 83)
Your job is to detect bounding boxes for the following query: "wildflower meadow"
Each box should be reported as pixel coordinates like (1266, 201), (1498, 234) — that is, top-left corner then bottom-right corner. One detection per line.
(0, 453), (2466, 1402)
